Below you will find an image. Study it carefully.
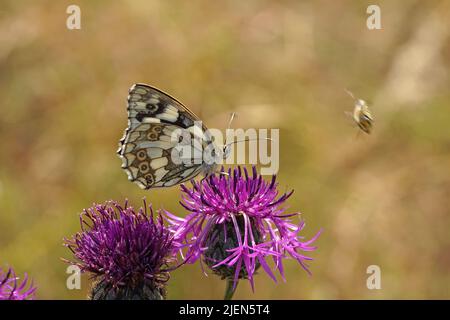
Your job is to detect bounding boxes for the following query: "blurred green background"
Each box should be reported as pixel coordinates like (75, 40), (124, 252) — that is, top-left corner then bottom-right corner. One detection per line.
(0, 0), (449, 299)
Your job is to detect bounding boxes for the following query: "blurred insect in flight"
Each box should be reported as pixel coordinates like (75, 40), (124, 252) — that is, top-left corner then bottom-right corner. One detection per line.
(345, 89), (374, 134)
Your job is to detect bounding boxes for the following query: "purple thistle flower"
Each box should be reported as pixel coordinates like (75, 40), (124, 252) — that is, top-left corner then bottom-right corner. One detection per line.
(0, 267), (36, 300)
(64, 200), (177, 300)
(165, 166), (321, 295)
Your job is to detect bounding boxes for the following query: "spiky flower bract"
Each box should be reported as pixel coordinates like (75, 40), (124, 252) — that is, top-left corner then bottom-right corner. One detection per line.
(166, 166), (321, 293)
(64, 200), (177, 300)
(0, 267), (36, 300)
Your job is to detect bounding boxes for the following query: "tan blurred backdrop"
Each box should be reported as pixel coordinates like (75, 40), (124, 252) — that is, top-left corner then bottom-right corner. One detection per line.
(0, 0), (449, 299)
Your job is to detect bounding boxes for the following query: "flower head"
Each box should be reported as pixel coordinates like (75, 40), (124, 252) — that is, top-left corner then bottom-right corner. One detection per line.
(166, 166), (321, 290)
(64, 200), (177, 300)
(0, 267), (36, 300)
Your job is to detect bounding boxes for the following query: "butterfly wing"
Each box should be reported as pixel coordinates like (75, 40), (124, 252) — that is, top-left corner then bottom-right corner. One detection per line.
(117, 84), (209, 189)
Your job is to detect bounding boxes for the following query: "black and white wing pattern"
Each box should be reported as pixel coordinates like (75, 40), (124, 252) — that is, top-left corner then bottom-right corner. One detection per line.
(117, 84), (213, 189)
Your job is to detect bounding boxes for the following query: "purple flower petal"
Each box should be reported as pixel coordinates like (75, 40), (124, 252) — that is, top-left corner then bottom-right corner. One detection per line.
(0, 268), (36, 300)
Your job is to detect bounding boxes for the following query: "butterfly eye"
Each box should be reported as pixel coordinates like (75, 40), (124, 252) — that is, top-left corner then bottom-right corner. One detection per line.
(223, 145), (231, 159)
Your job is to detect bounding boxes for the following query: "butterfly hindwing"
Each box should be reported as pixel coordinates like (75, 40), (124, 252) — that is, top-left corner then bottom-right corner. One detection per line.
(118, 84), (212, 189)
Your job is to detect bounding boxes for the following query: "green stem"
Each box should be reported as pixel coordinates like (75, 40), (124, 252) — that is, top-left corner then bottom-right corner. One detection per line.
(224, 279), (238, 300)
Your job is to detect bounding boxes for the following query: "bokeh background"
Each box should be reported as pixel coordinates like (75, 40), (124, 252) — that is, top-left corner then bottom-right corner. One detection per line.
(0, 0), (449, 299)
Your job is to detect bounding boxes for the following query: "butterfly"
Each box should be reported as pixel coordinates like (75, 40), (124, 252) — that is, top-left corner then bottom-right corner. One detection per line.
(117, 83), (228, 189)
(345, 90), (374, 134)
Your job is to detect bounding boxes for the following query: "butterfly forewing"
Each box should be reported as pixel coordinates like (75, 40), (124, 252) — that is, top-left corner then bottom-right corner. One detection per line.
(117, 84), (213, 189)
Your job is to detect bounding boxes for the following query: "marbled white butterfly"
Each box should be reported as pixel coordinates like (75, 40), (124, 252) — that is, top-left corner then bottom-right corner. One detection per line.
(117, 83), (227, 189)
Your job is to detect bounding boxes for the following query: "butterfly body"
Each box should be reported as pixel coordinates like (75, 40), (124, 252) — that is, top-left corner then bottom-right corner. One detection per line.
(117, 84), (222, 189)
(352, 99), (373, 134)
(345, 90), (374, 135)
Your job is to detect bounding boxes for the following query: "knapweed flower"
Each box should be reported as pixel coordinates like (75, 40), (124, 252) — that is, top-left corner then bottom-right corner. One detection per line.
(64, 200), (177, 300)
(165, 166), (321, 296)
(0, 267), (36, 300)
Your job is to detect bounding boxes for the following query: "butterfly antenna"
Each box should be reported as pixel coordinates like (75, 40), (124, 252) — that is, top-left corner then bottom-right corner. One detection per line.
(345, 88), (356, 100)
(225, 137), (273, 148)
(227, 112), (237, 131)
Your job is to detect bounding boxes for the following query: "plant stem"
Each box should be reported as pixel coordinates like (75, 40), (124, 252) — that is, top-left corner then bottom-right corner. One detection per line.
(224, 279), (238, 300)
